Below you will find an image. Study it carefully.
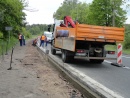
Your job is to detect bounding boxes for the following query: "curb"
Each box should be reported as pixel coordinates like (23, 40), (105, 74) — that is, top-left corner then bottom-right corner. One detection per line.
(37, 46), (124, 98)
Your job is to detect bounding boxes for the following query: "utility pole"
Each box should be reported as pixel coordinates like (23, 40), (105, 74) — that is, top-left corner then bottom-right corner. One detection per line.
(76, 1), (79, 20)
(5, 27), (12, 55)
(111, 0), (115, 27)
(112, 6), (115, 26)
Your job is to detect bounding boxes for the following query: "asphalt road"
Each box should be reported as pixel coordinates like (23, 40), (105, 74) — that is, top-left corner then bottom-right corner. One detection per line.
(44, 43), (130, 98)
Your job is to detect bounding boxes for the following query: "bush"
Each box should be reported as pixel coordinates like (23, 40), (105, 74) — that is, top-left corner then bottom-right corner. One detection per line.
(123, 33), (130, 49)
(0, 36), (18, 55)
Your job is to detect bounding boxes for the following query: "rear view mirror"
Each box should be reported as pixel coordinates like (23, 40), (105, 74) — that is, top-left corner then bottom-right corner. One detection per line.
(48, 25), (51, 32)
(48, 27), (50, 32)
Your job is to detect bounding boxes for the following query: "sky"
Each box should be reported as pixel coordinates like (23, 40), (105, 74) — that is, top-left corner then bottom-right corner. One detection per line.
(24, 0), (130, 25)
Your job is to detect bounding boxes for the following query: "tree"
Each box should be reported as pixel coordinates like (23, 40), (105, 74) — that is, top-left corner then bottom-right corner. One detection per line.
(53, 0), (79, 20)
(71, 2), (89, 24)
(123, 24), (130, 49)
(125, 24), (130, 33)
(124, 33), (130, 49)
(87, 0), (127, 27)
(26, 24), (48, 35)
(0, 0), (26, 38)
(53, 0), (90, 24)
(21, 27), (31, 38)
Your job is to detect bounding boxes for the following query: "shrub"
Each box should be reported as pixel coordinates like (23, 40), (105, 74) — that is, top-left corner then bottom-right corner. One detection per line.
(123, 33), (130, 49)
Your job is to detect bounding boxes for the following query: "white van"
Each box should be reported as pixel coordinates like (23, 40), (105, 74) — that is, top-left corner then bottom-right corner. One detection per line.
(44, 31), (52, 42)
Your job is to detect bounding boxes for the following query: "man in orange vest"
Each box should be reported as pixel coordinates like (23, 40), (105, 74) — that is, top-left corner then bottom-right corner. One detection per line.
(18, 33), (22, 46)
(40, 34), (46, 47)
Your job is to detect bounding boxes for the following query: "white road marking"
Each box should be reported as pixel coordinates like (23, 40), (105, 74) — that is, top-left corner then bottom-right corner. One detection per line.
(123, 66), (130, 69)
(104, 60), (112, 64)
(105, 60), (130, 69)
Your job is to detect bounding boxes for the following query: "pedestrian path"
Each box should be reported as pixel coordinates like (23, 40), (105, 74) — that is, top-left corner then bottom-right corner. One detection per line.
(0, 41), (48, 98)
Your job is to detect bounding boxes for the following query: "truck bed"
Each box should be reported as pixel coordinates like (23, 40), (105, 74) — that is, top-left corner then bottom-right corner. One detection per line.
(55, 24), (124, 51)
(56, 24), (124, 43)
(76, 24), (124, 42)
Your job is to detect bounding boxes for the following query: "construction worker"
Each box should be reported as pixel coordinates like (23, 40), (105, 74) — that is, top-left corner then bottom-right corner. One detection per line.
(22, 34), (25, 45)
(60, 21), (66, 27)
(45, 36), (48, 47)
(40, 34), (46, 47)
(32, 38), (38, 46)
(18, 33), (22, 46)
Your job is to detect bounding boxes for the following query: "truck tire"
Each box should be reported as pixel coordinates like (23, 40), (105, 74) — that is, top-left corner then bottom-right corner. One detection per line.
(51, 40), (56, 55)
(51, 46), (56, 55)
(62, 50), (70, 63)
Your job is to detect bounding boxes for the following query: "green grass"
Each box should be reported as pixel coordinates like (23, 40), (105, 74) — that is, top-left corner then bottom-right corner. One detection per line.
(105, 45), (117, 51)
(0, 37), (18, 55)
(123, 49), (130, 54)
(0, 34), (41, 56)
(105, 45), (130, 55)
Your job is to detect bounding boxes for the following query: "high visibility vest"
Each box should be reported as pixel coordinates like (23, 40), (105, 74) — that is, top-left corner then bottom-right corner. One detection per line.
(19, 35), (22, 39)
(41, 35), (45, 40)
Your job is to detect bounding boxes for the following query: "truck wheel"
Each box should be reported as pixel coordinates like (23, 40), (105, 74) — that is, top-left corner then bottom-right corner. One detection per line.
(51, 46), (56, 55)
(62, 50), (70, 63)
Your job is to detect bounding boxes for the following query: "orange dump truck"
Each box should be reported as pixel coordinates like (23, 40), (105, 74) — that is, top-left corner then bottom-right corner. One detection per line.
(49, 16), (125, 63)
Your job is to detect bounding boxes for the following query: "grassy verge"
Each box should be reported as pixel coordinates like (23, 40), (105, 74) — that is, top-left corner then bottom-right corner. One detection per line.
(122, 49), (130, 54)
(105, 45), (130, 55)
(0, 37), (18, 55)
(0, 34), (41, 55)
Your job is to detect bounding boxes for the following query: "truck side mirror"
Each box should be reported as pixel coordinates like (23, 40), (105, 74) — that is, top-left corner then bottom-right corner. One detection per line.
(53, 24), (55, 32)
(48, 25), (51, 32)
(48, 27), (50, 32)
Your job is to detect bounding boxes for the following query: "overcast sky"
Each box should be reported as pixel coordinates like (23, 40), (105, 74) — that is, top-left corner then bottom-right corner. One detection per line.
(24, 0), (130, 25)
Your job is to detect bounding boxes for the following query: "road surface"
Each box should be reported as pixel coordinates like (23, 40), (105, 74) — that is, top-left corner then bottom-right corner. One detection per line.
(45, 43), (130, 98)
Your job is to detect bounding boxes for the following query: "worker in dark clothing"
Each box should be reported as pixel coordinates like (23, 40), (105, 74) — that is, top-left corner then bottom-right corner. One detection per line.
(60, 21), (66, 27)
(18, 33), (22, 46)
(22, 34), (26, 45)
(32, 38), (38, 46)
